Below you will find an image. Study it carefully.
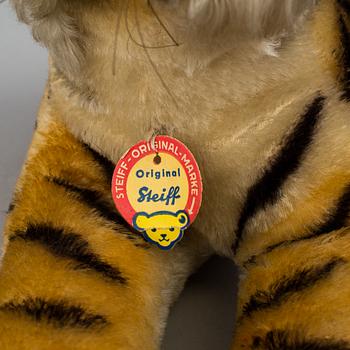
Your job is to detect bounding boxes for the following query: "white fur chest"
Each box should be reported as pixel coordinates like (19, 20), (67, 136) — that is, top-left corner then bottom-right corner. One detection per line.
(53, 55), (328, 257)
(50, 1), (331, 255)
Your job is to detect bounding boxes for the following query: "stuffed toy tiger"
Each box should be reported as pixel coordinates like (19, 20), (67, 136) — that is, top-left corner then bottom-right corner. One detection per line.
(2, 0), (350, 349)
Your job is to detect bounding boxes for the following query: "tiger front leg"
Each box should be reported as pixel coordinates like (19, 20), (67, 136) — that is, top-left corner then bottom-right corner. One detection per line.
(0, 119), (210, 350)
(231, 228), (350, 349)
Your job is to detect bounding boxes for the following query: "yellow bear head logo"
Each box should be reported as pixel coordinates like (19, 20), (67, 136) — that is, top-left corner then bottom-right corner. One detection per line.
(133, 211), (190, 250)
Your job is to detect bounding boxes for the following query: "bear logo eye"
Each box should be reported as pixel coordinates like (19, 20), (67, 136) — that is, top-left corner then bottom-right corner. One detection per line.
(151, 228), (157, 233)
(178, 214), (187, 225)
(169, 227), (175, 232)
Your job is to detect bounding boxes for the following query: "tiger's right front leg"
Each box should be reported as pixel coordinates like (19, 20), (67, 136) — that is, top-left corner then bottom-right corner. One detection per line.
(0, 116), (210, 350)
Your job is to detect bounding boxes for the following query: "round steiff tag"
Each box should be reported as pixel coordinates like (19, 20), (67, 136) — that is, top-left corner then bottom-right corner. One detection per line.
(112, 135), (202, 250)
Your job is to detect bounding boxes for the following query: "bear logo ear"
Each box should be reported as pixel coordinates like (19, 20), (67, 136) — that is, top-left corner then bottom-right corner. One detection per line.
(176, 211), (189, 229)
(134, 213), (149, 231)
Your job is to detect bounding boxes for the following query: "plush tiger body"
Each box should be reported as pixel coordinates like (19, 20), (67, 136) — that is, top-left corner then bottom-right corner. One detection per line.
(2, 0), (350, 348)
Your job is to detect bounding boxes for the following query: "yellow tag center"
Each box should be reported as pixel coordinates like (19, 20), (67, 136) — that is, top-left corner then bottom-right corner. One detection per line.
(126, 152), (189, 213)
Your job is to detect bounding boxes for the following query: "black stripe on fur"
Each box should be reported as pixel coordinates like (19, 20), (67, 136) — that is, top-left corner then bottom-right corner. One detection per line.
(232, 95), (325, 254)
(82, 141), (115, 180)
(7, 192), (18, 214)
(244, 184), (350, 266)
(7, 201), (15, 214)
(46, 176), (148, 248)
(0, 297), (108, 329)
(338, 14), (350, 102)
(252, 330), (350, 350)
(46, 176), (125, 226)
(338, 0), (350, 14)
(242, 257), (344, 318)
(315, 183), (350, 235)
(11, 224), (127, 284)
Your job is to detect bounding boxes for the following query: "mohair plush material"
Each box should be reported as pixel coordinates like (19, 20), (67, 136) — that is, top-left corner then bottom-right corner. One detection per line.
(2, 0), (350, 349)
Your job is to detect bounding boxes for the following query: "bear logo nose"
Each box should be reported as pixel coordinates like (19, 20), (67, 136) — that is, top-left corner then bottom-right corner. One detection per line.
(161, 234), (167, 238)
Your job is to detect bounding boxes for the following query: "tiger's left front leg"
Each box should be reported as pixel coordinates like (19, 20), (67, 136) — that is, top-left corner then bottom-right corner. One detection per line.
(232, 228), (350, 349)
(0, 118), (210, 350)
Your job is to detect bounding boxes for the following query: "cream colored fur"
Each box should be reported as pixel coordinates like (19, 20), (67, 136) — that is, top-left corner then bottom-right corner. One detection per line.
(11, 0), (315, 76)
(188, 0), (316, 37)
(11, 0), (340, 258)
(12, 0), (84, 77)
